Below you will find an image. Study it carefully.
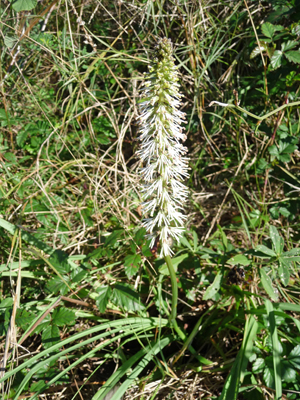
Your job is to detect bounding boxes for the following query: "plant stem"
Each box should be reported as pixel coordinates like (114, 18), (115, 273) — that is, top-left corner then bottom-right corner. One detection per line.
(164, 255), (185, 340)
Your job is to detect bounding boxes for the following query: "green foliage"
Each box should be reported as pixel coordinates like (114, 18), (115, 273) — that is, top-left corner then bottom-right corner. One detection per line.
(1, 0), (300, 398)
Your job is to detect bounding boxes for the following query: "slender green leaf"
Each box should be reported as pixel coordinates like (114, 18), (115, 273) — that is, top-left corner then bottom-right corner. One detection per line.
(92, 336), (172, 400)
(260, 268), (278, 301)
(266, 300), (282, 400)
(278, 258), (290, 286)
(227, 254), (250, 266)
(269, 226), (283, 255)
(255, 245), (276, 257)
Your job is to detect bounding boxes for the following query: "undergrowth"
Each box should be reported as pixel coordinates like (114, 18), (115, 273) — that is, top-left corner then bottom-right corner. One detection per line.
(1, 0), (300, 399)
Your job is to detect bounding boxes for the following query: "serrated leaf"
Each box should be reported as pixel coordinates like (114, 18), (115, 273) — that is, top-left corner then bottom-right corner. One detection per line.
(285, 50), (300, 64)
(288, 344), (300, 369)
(255, 245), (276, 257)
(12, 0), (37, 11)
(134, 227), (146, 245)
(278, 140), (297, 154)
(263, 365), (274, 388)
(96, 285), (112, 313)
(15, 309), (36, 330)
(250, 44), (267, 59)
(281, 40), (298, 52)
(105, 230), (123, 247)
(46, 276), (69, 295)
(16, 129), (29, 147)
(203, 272), (222, 301)
(252, 357), (265, 373)
(278, 258), (290, 286)
(262, 22), (276, 38)
(112, 284), (144, 312)
(270, 50), (283, 69)
(124, 253), (141, 278)
(42, 324), (60, 349)
(4, 35), (18, 48)
(269, 226), (283, 255)
(260, 268), (278, 301)
(281, 364), (296, 382)
(49, 249), (70, 274)
(52, 307), (75, 326)
(227, 254), (250, 266)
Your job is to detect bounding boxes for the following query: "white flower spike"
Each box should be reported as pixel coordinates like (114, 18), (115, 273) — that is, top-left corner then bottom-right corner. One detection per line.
(137, 38), (189, 257)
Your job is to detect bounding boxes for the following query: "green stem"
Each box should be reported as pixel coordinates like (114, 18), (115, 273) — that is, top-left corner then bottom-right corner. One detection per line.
(213, 100), (300, 122)
(164, 255), (185, 340)
(164, 255), (178, 322)
(163, 255), (215, 366)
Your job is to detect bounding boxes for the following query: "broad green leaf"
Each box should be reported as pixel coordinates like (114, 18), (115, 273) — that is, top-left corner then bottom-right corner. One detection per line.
(52, 308), (75, 326)
(46, 276), (69, 295)
(49, 249), (70, 274)
(269, 226), (283, 255)
(203, 272), (222, 301)
(281, 363), (296, 383)
(16, 130), (28, 147)
(42, 324), (60, 349)
(254, 245), (276, 257)
(96, 285), (112, 313)
(12, 0), (37, 11)
(260, 268), (278, 301)
(288, 344), (300, 369)
(4, 35), (18, 48)
(250, 44), (267, 59)
(262, 22), (276, 38)
(252, 357), (265, 373)
(112, 284), (144, 312)
(124, 253), (141, 278)
(134, 227), (146, 245)
(227, 254), (250, 266)
(263, 366), (274, 388)
(15, 309), (36, 330)
(281, 40), (298, 52)
(105, 230), (123, 247)
(270, 50), (283, 69)
(285, 51), (300, 64)
(278, 258), (290, 286)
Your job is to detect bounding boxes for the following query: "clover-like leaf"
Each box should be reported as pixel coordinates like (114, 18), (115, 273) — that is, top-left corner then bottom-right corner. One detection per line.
(12, 0), (37, 11)
(270, 50), (283, 69)
(52, 307), (76, 327)
(285, 51), (300, 64)
(262, 22), (276, 38)
(96, 285), (112, 313)
(112, 283), (144, 312)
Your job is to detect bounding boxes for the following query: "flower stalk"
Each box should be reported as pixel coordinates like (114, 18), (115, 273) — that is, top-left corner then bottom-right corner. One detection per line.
(137, 37), (189, 258)
(137, 38), (189, 330)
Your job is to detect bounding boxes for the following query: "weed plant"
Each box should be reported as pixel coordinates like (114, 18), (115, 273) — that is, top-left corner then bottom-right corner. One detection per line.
(1, 0), (300, 399)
